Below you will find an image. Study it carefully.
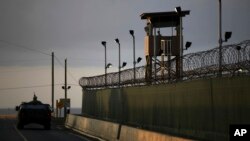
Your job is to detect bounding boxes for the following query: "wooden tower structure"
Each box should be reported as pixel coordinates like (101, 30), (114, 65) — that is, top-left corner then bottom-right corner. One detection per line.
(140, 10), (190, 83)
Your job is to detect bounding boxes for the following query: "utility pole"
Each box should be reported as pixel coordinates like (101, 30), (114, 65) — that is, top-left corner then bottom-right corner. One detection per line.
(64, 59), (67, 118)
(51, 52), (54, 111)
(61, 59), (71, 118)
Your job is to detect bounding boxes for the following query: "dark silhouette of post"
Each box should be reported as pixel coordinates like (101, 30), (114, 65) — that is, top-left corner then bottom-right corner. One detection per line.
(62, 59), (70, 118)
(115, 38), (121, 87)
(101, 41), (107, 86)
(62, 59), (71, 118)
(64, 59), (67, 118)
(51, 52), (54, 111)
(129, 30), (136, 84)
(218, 0), (222, 76)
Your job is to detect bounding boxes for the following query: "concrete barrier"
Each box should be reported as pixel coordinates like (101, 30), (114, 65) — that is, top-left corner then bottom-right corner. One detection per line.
(119, 125), (193, 141)
(65, 114), (193, 141)
(65, 114), (119, 141)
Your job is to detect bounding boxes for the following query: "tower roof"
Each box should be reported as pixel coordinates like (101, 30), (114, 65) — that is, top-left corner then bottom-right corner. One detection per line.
(140, 11), (190, 28)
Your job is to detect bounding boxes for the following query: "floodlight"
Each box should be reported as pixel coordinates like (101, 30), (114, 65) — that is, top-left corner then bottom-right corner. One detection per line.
(225, 32), (232, 42)
(236, 46), (241, 51)
(115, 38), (119, 44)
(121, 62), (127, 68)
(129, 30), (134, 36)
(137, 57), (142, 63)
(106, 63), (112, 68)
(175, 6), (182, 14)
(101, 41), (106, 46)
(185, 41), (192, 49)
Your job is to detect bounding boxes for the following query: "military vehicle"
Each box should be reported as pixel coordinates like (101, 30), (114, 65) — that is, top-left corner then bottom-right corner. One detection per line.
(15, 94), (52, 130)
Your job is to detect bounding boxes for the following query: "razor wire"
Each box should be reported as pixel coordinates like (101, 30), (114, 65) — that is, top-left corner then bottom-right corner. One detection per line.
(80, 40), (250, 89)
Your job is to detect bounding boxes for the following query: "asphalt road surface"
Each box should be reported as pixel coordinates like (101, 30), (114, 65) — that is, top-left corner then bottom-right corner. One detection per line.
(0, 115), (95, 141)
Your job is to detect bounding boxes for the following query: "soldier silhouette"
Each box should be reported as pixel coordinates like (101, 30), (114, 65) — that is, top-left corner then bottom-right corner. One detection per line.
(33, 94), (37, 101)
(30, 93), (42, 104)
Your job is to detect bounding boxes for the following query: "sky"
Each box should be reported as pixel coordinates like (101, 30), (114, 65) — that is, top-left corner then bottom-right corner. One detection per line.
(0, 0), (250, 109)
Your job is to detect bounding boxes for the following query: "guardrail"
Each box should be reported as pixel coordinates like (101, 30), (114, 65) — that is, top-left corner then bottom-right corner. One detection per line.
(79, 40), (250, 89)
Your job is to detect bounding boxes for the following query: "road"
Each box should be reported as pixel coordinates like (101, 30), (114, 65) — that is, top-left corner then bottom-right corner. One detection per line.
(0, 115), (95, 141)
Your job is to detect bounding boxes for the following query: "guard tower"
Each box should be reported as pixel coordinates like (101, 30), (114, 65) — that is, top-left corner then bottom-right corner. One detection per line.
(140, 9), (190, 83)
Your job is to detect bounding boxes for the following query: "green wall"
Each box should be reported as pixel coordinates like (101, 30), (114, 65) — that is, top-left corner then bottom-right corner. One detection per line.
(81, 76), (250, 141)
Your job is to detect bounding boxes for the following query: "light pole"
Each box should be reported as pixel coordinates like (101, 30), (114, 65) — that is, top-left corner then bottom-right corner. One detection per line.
(115, 38), (121, 86)
(62, 59), (71, 118)
(175, 6), (183, 79)
(101, 41), (107, 86)
(105, 63), (112, 86)
(51, 52), (54, 111)
(218, 0), (232, 76)
(236, 46), (241, 72)
(129, 30), (136, 83)
(218, 0), (223, 76)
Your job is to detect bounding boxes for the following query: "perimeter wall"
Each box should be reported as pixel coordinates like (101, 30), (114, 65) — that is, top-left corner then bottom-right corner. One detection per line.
(81, 76), (250, 140)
